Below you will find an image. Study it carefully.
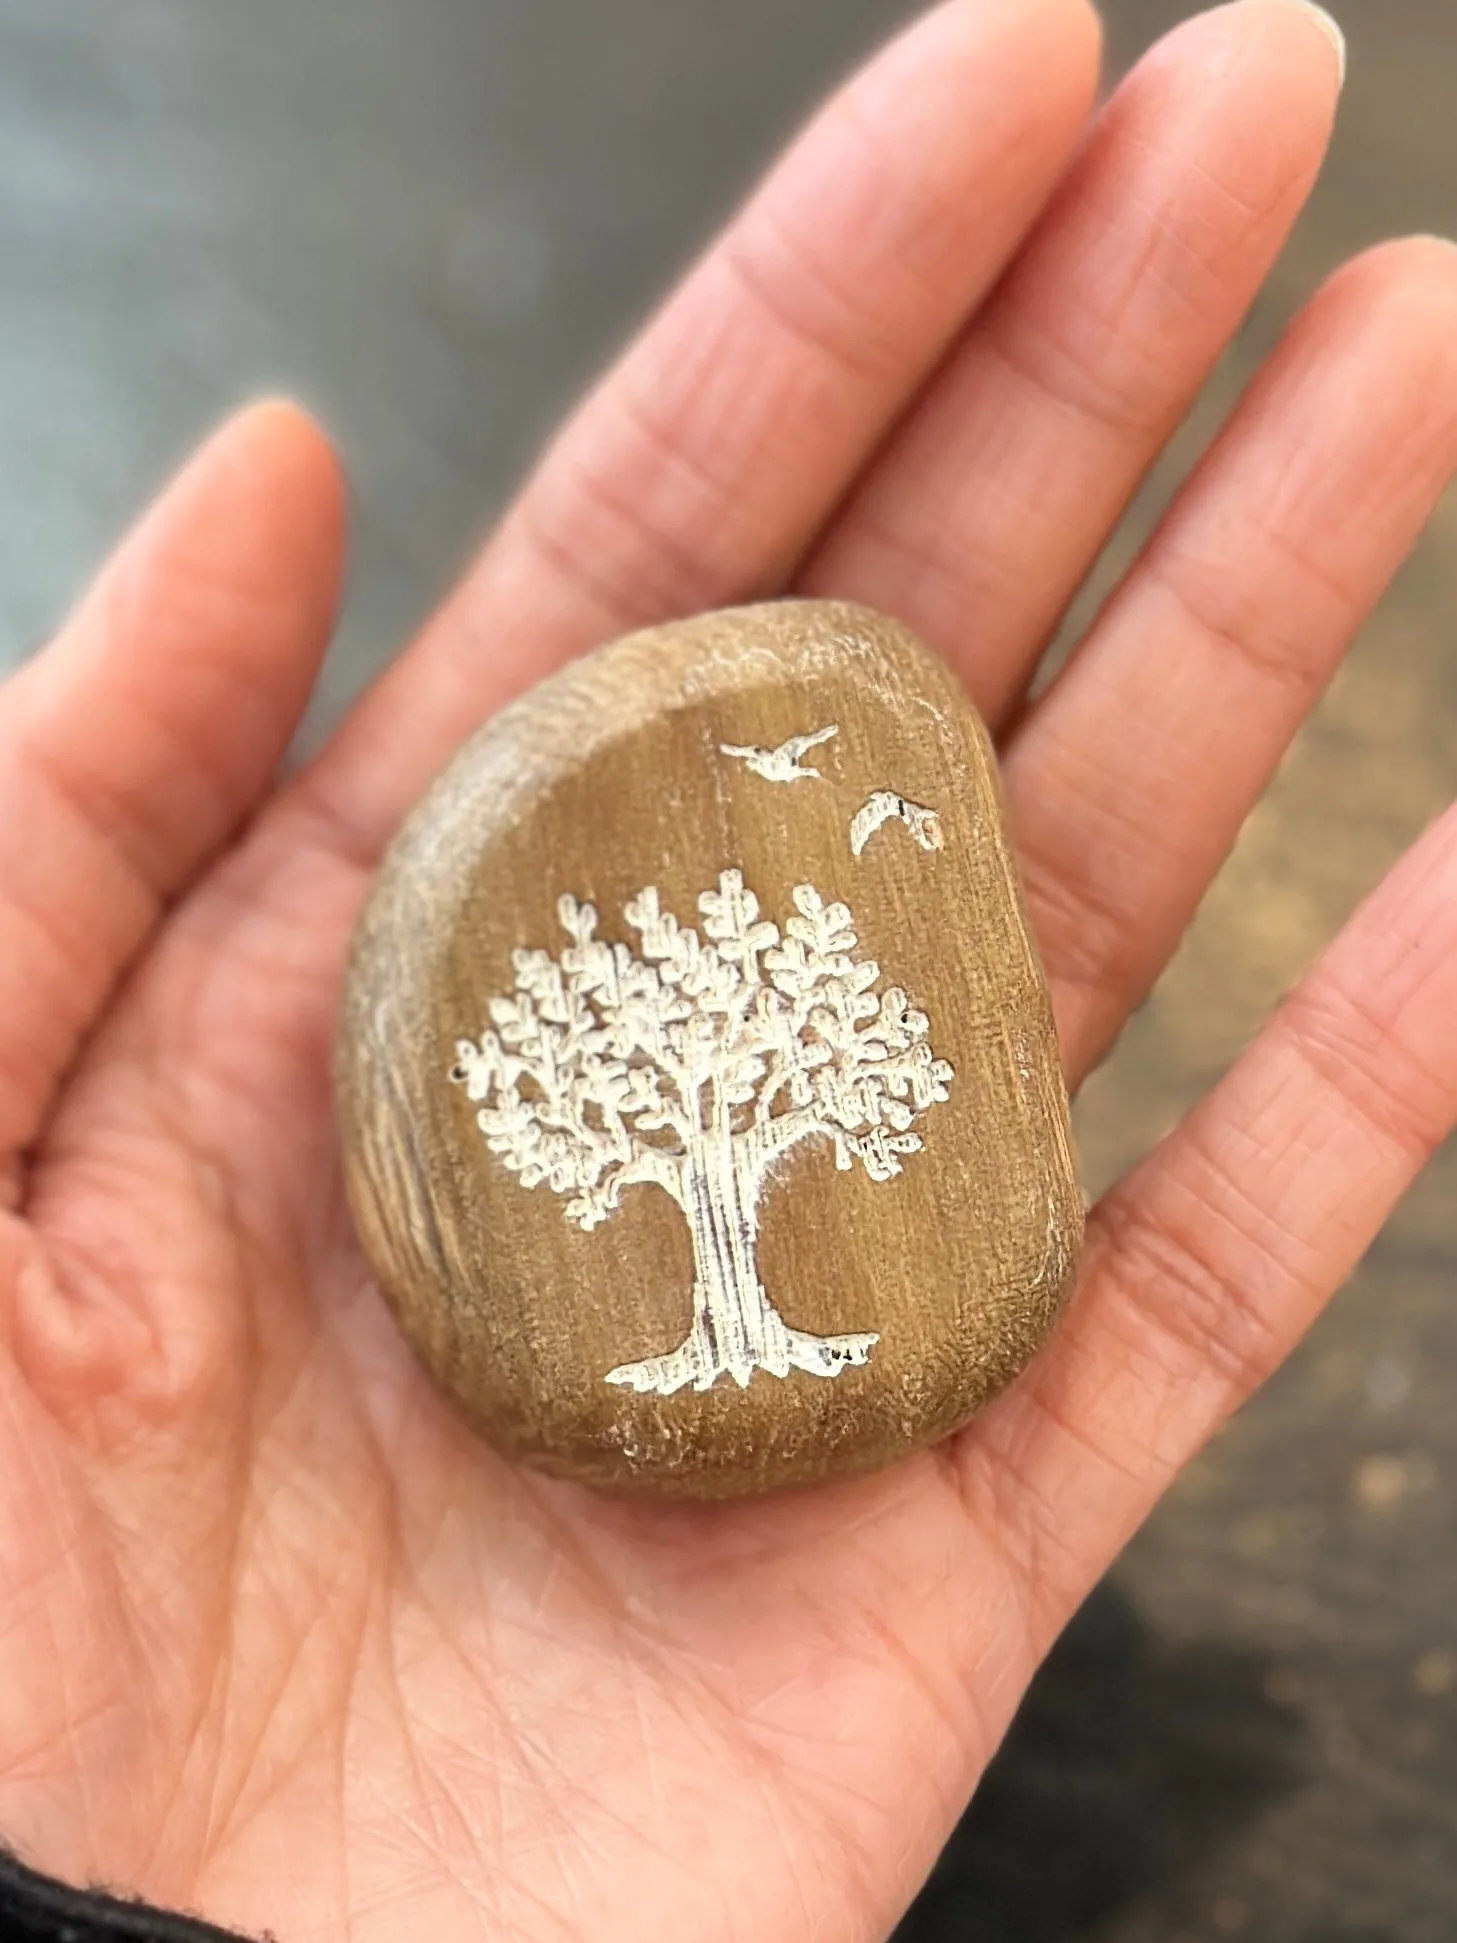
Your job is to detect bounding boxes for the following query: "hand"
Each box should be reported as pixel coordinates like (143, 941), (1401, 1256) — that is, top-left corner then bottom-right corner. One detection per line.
(2, 3), (1454, 1937)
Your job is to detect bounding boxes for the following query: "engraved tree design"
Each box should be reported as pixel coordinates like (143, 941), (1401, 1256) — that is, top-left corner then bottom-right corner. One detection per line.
(450, 871), (954, 1396)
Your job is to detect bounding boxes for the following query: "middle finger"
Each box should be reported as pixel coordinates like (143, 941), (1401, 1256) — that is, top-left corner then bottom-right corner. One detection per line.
(801, 0), (1344, 728)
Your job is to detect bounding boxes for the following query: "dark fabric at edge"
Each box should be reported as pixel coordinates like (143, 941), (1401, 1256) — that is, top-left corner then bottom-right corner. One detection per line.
(0, 1850), (258, 1943)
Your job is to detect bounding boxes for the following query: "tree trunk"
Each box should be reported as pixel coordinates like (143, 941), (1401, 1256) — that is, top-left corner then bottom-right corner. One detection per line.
(604, 1129), (880, 1396)
(687, 1134), (770, 1389)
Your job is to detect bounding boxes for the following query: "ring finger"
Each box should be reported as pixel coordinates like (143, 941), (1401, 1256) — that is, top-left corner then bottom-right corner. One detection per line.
(1003, 234), (1457, 1084)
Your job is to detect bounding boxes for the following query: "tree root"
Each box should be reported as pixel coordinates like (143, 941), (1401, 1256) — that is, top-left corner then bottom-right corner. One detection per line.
(606, 1315), (878, 1395)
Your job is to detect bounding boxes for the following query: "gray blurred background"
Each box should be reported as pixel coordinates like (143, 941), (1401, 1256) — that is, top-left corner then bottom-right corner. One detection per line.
(2, 2), (1455, 1937)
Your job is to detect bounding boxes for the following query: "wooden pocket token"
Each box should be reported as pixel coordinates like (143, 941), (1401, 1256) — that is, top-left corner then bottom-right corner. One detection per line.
(337, 600), (1082, 1498)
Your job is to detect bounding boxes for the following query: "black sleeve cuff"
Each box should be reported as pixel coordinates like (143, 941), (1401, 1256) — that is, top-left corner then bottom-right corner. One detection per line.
(0, 1848), (259, 1943)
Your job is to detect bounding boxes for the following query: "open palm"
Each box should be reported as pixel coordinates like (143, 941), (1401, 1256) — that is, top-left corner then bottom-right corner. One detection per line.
(3, 3), (1456, 1937)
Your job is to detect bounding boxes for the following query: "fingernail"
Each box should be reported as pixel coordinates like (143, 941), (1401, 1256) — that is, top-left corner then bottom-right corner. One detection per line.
(1286, 0), (1347, 88)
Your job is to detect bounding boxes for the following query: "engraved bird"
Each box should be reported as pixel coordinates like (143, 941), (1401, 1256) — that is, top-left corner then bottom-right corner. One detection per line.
(718, 723), (838, 783)
(849, 791), (944, 858)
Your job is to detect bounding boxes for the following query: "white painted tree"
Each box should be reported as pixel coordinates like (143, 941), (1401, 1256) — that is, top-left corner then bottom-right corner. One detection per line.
(451, 870), (954, 1396)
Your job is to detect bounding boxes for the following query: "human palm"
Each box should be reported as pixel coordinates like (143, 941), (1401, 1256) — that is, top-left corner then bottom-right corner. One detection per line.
(4, 3), (1457, 1938)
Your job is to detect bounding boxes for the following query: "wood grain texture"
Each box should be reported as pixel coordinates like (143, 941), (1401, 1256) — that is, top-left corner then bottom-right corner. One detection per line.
(337, 600), (1081, 1496)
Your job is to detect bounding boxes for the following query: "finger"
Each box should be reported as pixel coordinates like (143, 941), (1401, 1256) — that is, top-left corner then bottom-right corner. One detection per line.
(803, 0), (1345, 724)
(296, 0), (1102, 864)
(0, 404), (346, 1185)
(1001, 236), (1457, 1081)
(957, 795), (1457, 1634)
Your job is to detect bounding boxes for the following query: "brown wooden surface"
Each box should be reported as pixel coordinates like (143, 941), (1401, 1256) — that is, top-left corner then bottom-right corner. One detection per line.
(339, 600), (1080, 1495)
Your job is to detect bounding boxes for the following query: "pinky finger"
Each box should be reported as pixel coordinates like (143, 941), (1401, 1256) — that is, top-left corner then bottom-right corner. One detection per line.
(959, 799), (1457, 1632)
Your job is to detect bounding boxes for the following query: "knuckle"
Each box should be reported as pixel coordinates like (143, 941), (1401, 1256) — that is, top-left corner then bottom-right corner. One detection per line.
(1144, 541), (1343, 701)
(1088, 1175), (1291, 1400)
(1284, 984), (1453, 1162)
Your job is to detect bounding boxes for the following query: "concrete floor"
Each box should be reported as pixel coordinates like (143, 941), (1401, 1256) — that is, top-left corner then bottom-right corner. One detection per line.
(1, 1), (1455, 1937)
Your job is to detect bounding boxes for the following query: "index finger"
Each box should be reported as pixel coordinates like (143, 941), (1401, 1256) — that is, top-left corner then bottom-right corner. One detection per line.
(290, 0), (1102, 866)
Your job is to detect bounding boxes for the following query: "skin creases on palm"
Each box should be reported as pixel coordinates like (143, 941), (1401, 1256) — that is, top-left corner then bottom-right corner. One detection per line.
(2, 3), (1457, 1940)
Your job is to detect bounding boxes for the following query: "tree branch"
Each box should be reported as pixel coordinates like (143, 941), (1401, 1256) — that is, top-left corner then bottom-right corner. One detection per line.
(754, 1105), (835, 1162)
(602, 1147), (686, 1211)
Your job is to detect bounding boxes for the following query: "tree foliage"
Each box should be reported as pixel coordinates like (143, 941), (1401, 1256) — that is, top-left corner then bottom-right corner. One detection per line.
(451, 870), (953, 1230)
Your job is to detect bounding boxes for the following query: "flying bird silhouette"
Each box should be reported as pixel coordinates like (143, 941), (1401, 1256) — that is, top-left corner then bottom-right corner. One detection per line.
(849, 791), (944, 858)
(718, 723), (839, 784)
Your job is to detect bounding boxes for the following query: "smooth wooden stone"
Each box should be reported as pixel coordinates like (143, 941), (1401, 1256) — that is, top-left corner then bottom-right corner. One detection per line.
(337, 600), (1082, 1498)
